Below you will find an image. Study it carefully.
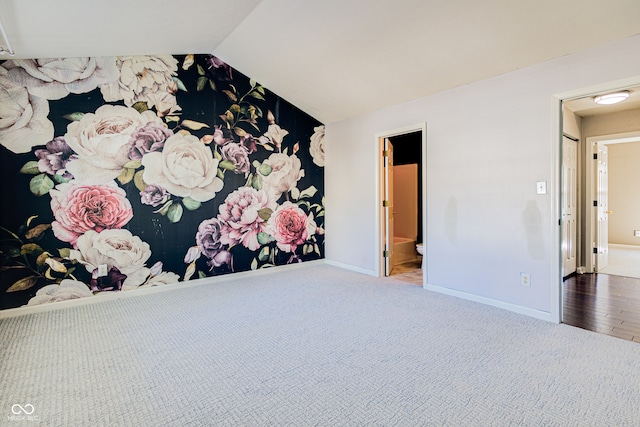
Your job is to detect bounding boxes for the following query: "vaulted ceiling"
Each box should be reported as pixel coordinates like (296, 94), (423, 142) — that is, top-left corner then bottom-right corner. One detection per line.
(2, 0), (640, 123)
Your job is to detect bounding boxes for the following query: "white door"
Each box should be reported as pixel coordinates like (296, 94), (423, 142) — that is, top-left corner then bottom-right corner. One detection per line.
(384, 138), (395, 276)
(596, 143), (609, 271)
(561, 136), (577, 277)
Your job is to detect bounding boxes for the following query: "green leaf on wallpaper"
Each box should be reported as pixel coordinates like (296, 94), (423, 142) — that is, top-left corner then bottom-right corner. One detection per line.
(198, 271), (207, 279)
(123, 160), (142, 169)
(299, 185), (318, 199)
(173, 77), (187, 92)
(25, 224), (51, 240)
(183, 261), (196, 281)
(234, 127), (247, 137)
(29, 174), (54, 197)
(229, 104), (241, 114)
(255, 85), (265, 95)
(197, 64), (205, 76)
(36, 252), (51, 269)
(58, 248), (71, 258)
(251, 174), (263, 190)
(6, 276), (39, 293)
(314, 243), (321, 256)
(258, 246), (270, 262)
(20, 243), (43, 256)
(165, 115), (180, 123)
(51, 174), (69, 184)
(19, 161), (40, 175)
(213, 149), (222, 161)
(249, 78), (257, 88)
(303, 243), (312, 256)
(182, 197), (201, 211)
(217, 169), (225, 180)
(223, 90), (238, 102)
(63, 112), (85, 122)
(167, 203), (183, 223)
(257, 232), (273, 246)
(196, 76), (208, 92)
(225, 110), (234, 122)
(182, 120), (210, 131)
(249, 91), (265, 101)
(209, 80), (216, 91)
(258, 163), (272, 176)
(134, 171), (147, 192)
(219, 160), (236, 171)
(117, 167), (135, 185)
(132, 102), (148, 113)
(257, 208), (273, 221)
(250, 258), (258, 270)
(290, 187), (300, 200)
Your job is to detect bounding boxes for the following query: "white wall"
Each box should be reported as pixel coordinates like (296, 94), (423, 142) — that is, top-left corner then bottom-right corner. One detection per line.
(325, 34), (640, 316)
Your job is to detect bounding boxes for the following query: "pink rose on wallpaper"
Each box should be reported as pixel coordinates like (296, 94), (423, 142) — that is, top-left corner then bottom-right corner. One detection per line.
(267, 202), (316, 253)
(50, 181), (133, 247)
(218, 187), (275, 251)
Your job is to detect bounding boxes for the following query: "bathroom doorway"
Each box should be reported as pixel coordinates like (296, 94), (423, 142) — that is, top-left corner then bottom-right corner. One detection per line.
(377, 124), (426, 286)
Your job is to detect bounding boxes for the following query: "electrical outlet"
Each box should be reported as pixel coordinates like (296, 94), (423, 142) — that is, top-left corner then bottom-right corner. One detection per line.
(97, 264), (108, 277)
(520, 272), (530, 287)
(634, 230), (640, 237)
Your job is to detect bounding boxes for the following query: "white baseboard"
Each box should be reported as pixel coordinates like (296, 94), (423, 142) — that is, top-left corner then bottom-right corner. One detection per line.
(0, 259), (326, 319)
(425, 283), (552, 322)
(324, 259), (377, 276)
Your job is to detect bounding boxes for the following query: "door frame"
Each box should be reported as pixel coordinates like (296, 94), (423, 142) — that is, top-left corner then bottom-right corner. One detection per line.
(552, 75), (640, 323)
(375, 123), (427, 286)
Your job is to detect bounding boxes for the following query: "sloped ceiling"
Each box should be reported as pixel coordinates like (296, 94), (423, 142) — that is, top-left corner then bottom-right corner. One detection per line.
(2, 0), (640, 123)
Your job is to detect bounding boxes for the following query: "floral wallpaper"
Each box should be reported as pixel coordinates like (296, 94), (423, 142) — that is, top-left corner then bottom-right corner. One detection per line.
(0, 54), (325, 310)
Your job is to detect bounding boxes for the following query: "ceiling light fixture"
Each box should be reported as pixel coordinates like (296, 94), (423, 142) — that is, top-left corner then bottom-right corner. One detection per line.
(593, 91), (630, 105)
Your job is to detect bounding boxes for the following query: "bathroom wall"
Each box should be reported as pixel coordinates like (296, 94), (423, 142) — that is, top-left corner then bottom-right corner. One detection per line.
(607, 142), (640, 246)
(0, 54), (325, 310)
(393, 164), (418, 240)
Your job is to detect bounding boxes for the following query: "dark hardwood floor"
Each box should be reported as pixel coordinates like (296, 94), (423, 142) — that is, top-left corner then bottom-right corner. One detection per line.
(563, 273), (640, 343)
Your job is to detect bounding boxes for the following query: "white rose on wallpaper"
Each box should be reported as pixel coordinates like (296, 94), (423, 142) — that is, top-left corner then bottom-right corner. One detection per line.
(3, 57), (119, 100)
(140, 271), (180, 287)
(309, 125), (325, 167)
(0, 66), (54, 154)
(100, 55), (181, 116)
(64, 105), (165, 184)
(142, 133), (224, 202)
(258, 153), (304, 200)
(27, 280), (93, 306)
(76, 229), (152, 291)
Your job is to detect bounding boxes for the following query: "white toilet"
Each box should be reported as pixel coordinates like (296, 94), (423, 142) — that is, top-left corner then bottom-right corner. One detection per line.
(416, 243), (425, 269)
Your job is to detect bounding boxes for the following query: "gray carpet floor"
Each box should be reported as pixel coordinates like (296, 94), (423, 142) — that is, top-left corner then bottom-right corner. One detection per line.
(1, 264), (639, 426)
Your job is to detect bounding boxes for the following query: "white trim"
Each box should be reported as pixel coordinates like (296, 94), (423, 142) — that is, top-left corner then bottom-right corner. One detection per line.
(425, 283), (552, 322)
(374, 123), (427, 283)
(0, 260), (325, 319)
(552, 75), (640, 325)
(324, 259), (377, 276)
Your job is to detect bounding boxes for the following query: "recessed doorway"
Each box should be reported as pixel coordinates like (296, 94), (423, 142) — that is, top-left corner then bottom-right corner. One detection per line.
(376, 124), (427, 287)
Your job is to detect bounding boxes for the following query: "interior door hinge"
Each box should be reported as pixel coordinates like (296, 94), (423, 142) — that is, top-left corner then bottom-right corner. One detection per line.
(593, 153), (598, 160)
(593, 247), (598, 254)
(383, 150), (389, 157)
(593, 200), (597, 207)
(383, 200), (389, 207)
(383, 250), (389, 257)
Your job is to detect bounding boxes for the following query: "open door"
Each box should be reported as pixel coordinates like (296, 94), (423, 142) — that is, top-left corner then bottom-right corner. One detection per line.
(596, 142), (609, 271)
(561, 136), (577, 277)
(383, 138), (395, 276)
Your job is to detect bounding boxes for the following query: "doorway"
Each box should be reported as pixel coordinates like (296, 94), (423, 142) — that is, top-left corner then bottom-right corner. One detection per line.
(557, 79), (640, 341)
(376, 124), (427, 287)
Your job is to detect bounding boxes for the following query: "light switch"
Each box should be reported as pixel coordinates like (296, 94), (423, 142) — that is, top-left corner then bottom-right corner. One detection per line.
(536, 181), (547, 195)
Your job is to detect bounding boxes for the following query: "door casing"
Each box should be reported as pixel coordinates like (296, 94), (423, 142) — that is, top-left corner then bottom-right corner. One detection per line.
(375, 123), (427, 286)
